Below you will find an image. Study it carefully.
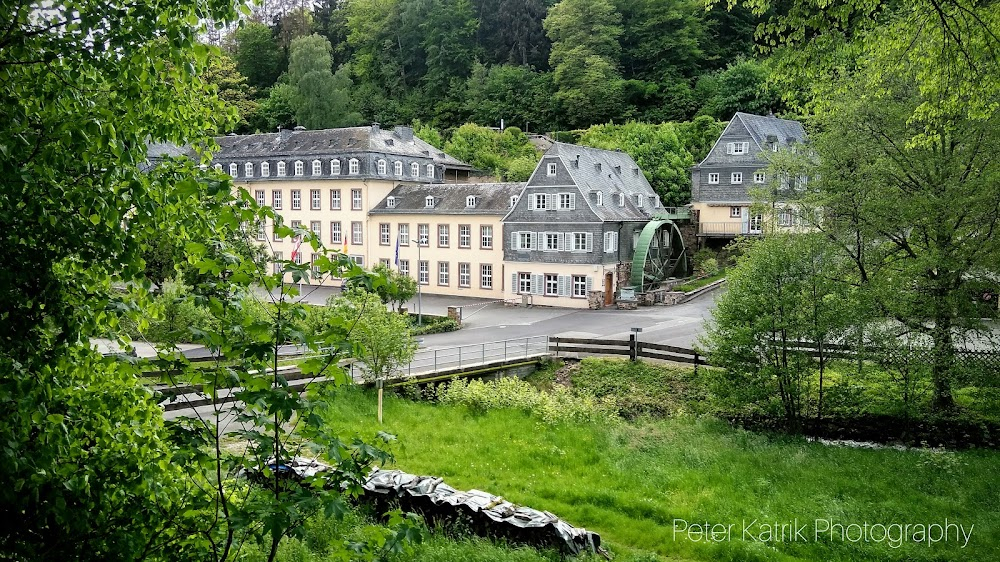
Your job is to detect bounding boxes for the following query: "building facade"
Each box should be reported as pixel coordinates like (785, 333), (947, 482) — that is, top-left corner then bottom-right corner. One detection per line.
(502, 143), (662, 308)
(690, 112), (807, 242)
(213, 124), (473, 283)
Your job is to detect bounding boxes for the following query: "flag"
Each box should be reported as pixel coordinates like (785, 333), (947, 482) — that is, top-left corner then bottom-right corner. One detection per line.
(290, 236), (302, 263)
(342, 234), (348, 255)
(393, 236), (400, 266)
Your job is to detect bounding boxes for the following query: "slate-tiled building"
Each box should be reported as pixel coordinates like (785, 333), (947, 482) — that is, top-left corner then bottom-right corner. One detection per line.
(368, 182), (523, 299)
(691, 112), (807, 239)
(502, 143), (663, 308)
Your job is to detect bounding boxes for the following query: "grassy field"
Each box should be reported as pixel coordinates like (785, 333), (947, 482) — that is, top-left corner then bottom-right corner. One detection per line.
(317, 385), (999, 562)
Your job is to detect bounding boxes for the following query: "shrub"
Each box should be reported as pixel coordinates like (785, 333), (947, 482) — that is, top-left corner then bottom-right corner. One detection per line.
(409, 316), (460, 335)
(141, 280), (218, 344)
(437, 377), (615, 425)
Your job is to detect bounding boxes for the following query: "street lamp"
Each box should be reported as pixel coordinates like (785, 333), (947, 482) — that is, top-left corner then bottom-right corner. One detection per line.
(417, 235), (428, 325)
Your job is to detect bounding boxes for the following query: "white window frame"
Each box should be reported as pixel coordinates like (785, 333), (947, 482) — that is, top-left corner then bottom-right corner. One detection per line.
(380, 223), (391, 245)
(386, 196), (396, 208)
(330, 189), (341, 210)
(438, 224), (449, 247)
(330, 221), (342, 244)
(731, 172), (743, 184)
(351, 189), (362, 210)
(426, 164), (434, 178)
(418, 261), (429, 285)
(398, 223), (409, 245)
(312, 160), (322, 176)
(517, 272), (532, 294)
(466, 195), (477, 208)
(730, 206), (742, 218)
(596, 192), (603, 206)
(708, 173), (720, 184)
(245, 162), (253, 177)
(728, 142), (750, 155)
(394, 161), (403, 176)
(261, 162), (270, 177)
(291, 189), (301, 210)
(294, 160), (304, 176)
(533, 193), (548, 210)
(510, 195), (519, 207)
(458, 262), (471, 288)
(779, 209), (794, 227)
(603, 231), (618, 253)
(480, 225), (493, 249)
(348, 158), (359, 175)
(480, 264), (493, 289)
(411, 162), (419, 177)
(272, 190), (282, 210)
(377, 159), (387, 175)
(399, 259), (410, 277)
(635, 194), (643, 208)
(229, 163), (238, 177)
(254, 190), (265, 207)
(544, 232), (561, 251)
(277, 161), (286, 176)
(558, 193), (575, 210)
(425, 196), (435, 208)
(459, 224), (471, 248)
(546, 162), (557, 176)
(572, 275), (587, 298)
(517, 232), (534, 251)
(437, 261), (449, 286)
(754, 172), (766, 184)
(351, 221), (363, 245)
(418, 224), (430, 246)
(273, 251), (283, 274)
(331, 159), (341, 175)
(572, 232), (592, 252)
(310, 189), (321, 210)
(544, 274), (558, 296)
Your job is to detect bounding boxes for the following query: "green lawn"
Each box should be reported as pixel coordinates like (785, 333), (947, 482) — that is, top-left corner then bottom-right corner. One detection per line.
(673, 272), (726, 293)
(319, 386), (999, 562)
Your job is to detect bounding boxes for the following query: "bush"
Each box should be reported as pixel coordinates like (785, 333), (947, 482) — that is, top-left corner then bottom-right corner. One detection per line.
(409, 315), (460, 335)
(436, 377), (615, 425)
(697, 257), (720, 277)
(140, 280), (218, 344)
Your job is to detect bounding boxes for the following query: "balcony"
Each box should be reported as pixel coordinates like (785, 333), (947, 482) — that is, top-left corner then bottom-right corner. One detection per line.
(697, 221), (761, 237)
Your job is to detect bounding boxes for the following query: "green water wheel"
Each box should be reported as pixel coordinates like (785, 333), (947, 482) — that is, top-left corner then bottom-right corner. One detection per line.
(629, 219), (690, 292)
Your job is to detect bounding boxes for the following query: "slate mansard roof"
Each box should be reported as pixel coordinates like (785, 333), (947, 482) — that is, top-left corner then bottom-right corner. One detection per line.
(210, 124), (472, 181)
(524, 142), (660, 222)
(370, 183), (524, 216)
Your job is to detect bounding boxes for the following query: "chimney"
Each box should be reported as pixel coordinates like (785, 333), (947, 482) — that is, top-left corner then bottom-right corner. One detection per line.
(277, 127), (292, 142)
(371, 122), (380, 133)
(595, 162), (602, 172)
(573, 155), (580, 168)
(614, 165), (621, 174)
(394, 125), (414, 142)
(293, 125), (306, 131)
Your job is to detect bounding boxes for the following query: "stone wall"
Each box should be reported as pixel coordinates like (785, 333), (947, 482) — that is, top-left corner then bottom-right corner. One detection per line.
(587, 290), (604, 309)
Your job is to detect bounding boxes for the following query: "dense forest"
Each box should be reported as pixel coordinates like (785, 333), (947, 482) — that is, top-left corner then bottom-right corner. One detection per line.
(207, 0), (779, 136)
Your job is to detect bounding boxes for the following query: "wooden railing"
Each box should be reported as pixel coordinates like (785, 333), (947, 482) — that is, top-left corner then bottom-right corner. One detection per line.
(697, 221), (759, 236)
(549, 336), (705, 367)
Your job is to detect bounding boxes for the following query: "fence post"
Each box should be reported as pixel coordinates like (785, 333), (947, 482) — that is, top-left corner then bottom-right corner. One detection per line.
(458, 345), (462, 369)
(525, 337), (529, 358)
(629, 333), (637, 361)
(694, 352), (699, 376)
(434, 350), (438, 373)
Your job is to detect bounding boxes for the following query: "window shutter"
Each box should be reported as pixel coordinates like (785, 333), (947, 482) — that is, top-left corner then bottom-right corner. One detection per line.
(547, 194), (554, 209)
(585, 276), (593, 292)
(534, 232), (543, 250)
(558, 275), (570, 296)
(569, 193), (576, 210)
(511, 231), (518, 249)
(558, 233), (565, 251)
(585, 232), (593, 252)
(511, 273), (517, 292)
(726, 142), (734, 154)
(532, 274), (544, 295)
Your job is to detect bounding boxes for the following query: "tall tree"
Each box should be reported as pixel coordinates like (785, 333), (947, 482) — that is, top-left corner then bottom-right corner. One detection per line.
(202, 53), (260, 133)
(232, 22), (286, 90)
(474, 0), (551, 68)
(288, 34), (362, 128)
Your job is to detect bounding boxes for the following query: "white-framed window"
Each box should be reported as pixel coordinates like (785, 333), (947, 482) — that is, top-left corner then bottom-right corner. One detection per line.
(480, 225), (492, 249)
(418, 224), (429, 246)
(330, 189), (341, 210)
(386, 196), (396, 208)
(754, 171), (766, 184)
(547, 162), (557, 176)
(272, 190), (282, 210)
(379, 258), (390, 267)
(772, 142), (779, 152)
(351, 255), (364, 266)
(394, 161), (403, 176)
(731, 172), (743, 184)
(245, 162), (253, 177)
(572, 275), (587, 297)
(214, 163), (222, 172)
(330, 221), (342, 244)
(254, 189), (265, 207)
(256, 222), (267, 241)
(517, 232), (534, 251)
(379, 223), (390, 245)
(418, 261), (429, 284)
(558, 193), (575, 210)
(603, 231), (618, 253)
(310, 189), (321, 210)
(273, 251), (283, 274)
(398, 223), (409, 245)
(459, 263), (471, 287)
(708, 173), (720, 184)
(518, 272), (532, 294)
(261, 162), (270, 177)
(544, 274), (558, 296)
(438, 224), (449, 247)
(510, 195), (519, 207)
(229, 163), (238, 177)
(293, 250), (302, 265)
(438, 262), (449, 285)
(426, 164), (434, 178)
(730, 206), (742, 218)
(572, 232), (592, 252)
(544, 232), (560, 251)
(277, 161), (286, 176)
(466, 195), (477, 208)
(312, 160), (322, 176)
(779, 209), (794, 227)
(331, 159), (341, 175)
(273, 222), (282, 242)
(399, 259), (410, 277)
(459, 225), (471, 248)
(425, 196), (435, 208)
(411, 162), (419, 177)
(635, 194), (643, 207)
(310, 221), (321, 238)
(348, 158), (359, 175)
(351, 221), (363, 244)
(351, 189), (362, 210)
(596, 192), (603, 206)
(480, 264), (493, 289)
(618, 193), (626, 207)
(533, 193), (548, 210)
(377, 159), (387, 175)
(294, 160), (304, 176)
(727, 142), (750, 155)
(291, 189), (301, 210)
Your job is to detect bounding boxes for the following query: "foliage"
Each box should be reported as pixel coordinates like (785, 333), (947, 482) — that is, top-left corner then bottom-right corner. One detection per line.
(570, 358), (706, 419)
(287, 34), (363, 129)
(322, 386), (1000, 562)
(694, 257), (719, 277)
(443, 124), (541, 180)
(202, 53), (260, 134)
(696, 58), (779, 120)
(437, 377), (616, 424)
(232, 22), (286, 91)
(330, 289), (418, 383)
(409, 316), (461, 336)
(463, 63), (556, 132)
(346, 263), (418, 313)
(576, 121), (695, 206)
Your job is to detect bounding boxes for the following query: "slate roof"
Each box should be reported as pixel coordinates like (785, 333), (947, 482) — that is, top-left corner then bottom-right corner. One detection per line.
(736, 112), (807, 151)
(369, 182), (524, 215)
(142, 141), (196, 172)
(542, 142), (658, 222)
(212, 125), (471, 169)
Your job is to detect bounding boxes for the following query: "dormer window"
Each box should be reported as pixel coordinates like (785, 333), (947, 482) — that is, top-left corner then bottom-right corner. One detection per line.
(377, 159), (387, 175)
(277, 161), (286, 176)
(312, 160), (322, 175)
(245, 162), (253, 177)
(618, 193), (625, 207)
(466, 195), (477, 208)
(349, 158), (359, 175)
(331, 159), (341, 175)
(426, 164), (434, 178)
(229, 163), (238, 177)
(596, 192), (603, 206)
(411, 162), (419, 177)
(509, 195), (518, 207)
(425, 196), (435, 208)
(214, 163), (222, 172)
(386, 196), (396, 208)
(394, 161), (403, 176)
(650, 196), (658, 208)
(772, 142), (779, 152)
(261, 162), (270, 177)
(294, 160), (304, 176)
(547, 162), (557, 176)
(635, 194), (643, 207)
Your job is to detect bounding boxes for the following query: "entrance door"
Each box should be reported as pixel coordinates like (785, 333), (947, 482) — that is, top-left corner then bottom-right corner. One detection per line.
(748, 213), (763, 234)
(604, 273), (614, 306)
